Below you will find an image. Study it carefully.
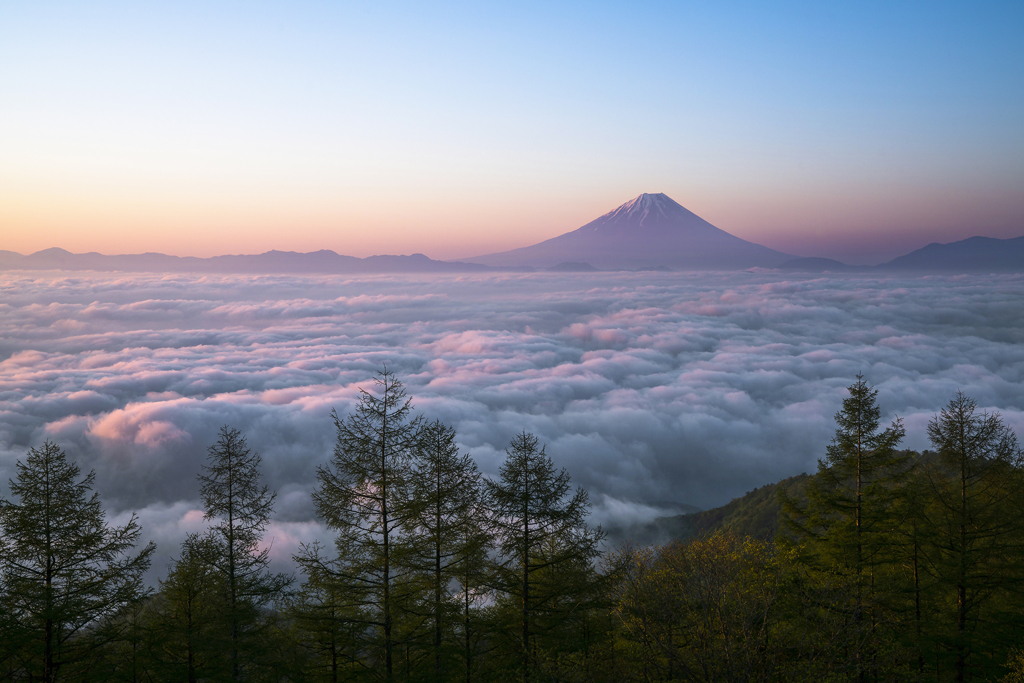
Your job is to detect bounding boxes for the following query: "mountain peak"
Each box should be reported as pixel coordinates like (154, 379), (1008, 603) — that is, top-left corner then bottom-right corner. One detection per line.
(600, 193), (681, 227)
(576, 192), (713, 237)
(469, 192), (794, 269)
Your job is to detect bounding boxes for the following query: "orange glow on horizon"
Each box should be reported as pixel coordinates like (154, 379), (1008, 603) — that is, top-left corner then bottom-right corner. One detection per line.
(3, 179), (1022, 266)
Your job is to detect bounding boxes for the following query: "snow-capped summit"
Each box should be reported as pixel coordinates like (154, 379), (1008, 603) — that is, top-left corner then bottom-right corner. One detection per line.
(469, 193), (793, 270)
(590, 193), (688, 229)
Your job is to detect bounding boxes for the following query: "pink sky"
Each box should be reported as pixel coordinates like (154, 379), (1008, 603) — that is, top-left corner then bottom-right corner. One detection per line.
(2, 2), (1022, 265)
(2, 181), (1021, 265)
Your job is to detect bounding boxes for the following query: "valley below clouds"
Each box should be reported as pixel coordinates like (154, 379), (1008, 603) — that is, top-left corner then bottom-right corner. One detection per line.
(2, 270), (1023, 576)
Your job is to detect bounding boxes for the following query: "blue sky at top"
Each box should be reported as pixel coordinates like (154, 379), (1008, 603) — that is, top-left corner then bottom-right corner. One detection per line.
(0, 0), (1021, 263)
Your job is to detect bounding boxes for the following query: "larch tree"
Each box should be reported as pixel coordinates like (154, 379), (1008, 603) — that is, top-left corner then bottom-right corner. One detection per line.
(486, 431), (603, 683)
(0, 441), (154, 683)
(304, 366), (423, 682)
(290, 540), (368, 683)
(407, 419), (491, 683)
(153, 532), (224, 683)
(450, 467), (494, 683)
(199, 426), (292, 682)
(923, 391), (1024, 682)
(782, 375), (909, 681)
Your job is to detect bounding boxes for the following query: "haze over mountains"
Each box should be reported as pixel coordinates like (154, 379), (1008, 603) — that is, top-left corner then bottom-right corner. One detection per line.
(2, 193), (1021, 273)
(0, 248), (490, 275)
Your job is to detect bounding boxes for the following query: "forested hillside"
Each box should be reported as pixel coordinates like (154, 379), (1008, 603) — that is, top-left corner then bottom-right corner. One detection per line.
(1, 371), (1022, 682)
(610, 473), (811, 546)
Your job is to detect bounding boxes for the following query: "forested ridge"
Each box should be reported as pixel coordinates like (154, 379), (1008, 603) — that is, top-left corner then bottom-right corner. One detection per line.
(2, 370), (1023, 682)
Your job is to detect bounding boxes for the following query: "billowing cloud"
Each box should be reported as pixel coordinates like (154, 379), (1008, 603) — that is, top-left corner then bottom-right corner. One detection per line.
(1, 270), (1023, 579)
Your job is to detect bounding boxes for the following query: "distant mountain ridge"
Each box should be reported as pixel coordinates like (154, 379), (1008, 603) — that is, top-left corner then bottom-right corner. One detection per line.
(0, 248), (492, 274)
(879, 235), (1024, 271)
(4, 197), (1020, 274)
(469, 193), (795, 270)
(777, 235), (1024, 273)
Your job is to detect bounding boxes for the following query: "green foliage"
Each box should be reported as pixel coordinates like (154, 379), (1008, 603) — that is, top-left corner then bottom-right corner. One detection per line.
(652, 473), (812, 543)
(784, 375), (909, 568)
(406, 419), (492, 683)
(289, 540), (370, 683)
(781, 375), (913, 681)
(198, 425), (293, 682)
(7, 376), (1024, 683)
(486, 431), (605, 683)
(919, 392), (1024, 681)
(301, 366), (424, 682)
(151, 532), (226, 682)
(614, 531), (917, 682)
(0, 441), (154, 683)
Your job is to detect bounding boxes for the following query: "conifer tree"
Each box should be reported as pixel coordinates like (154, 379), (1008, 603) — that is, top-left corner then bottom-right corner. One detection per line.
(782, 375), (909, 680)
(199, 426), (292, 682)
(486, 431), (603, 683)
(97, 595), (159, 683)
(0, 441), (154, 683)
(407, 419), (491, 683)
(152, 532), (224, 683)
(290, 540), (367, 683)
(923, 391), (1024, 682)
(304, 367), (423, 682)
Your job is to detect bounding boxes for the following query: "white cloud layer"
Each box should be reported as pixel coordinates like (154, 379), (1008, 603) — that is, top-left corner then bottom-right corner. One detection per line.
(2, 270), (1023, 578)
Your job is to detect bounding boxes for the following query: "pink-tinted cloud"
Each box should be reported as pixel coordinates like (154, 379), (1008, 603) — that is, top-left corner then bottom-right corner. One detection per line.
(2, 270), (1023, 579)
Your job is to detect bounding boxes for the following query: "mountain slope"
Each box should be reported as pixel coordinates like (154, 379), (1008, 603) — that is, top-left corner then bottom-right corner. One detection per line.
(470, 193), (794, 269)
(605, 474), (810, 547)
(880, 235), (1024, 272)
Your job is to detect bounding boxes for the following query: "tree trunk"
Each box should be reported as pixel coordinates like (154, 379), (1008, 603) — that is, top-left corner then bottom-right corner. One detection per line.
(382, 415), (393, 683)
(956, 428), (967, 683)
(913, 531), (923, 675)
(436, 465), (443, 683)
(856, 427), (864, 683)
(44, 463), (55, 683)
(465, 582), (472, 683)
(228, 474), (240, 683)
(522, 461), (530, 683)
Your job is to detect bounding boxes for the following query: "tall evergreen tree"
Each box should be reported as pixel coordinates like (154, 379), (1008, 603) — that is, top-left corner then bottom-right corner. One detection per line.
(0, 441), (154, 683)
(923, 391), (1024, 682)
(486, 431), (603, 683)
(152, 532), (225, 683)
(303, 366), (423, 682)
(199, 426), (291, 682)
(407, 419), (491, 683)
(782, 375), (909, 680)
(290, 541), (367, 683)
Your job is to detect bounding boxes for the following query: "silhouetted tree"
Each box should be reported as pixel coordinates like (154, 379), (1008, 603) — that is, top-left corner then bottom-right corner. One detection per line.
(304, 367), (423, 682)
(199, 426), (292, 682)
(486, 431), (604, 683)
(151, 532), (225, 683)
(0, 441), (154, 683)
(290, 540), (368, 683)
(407, 420), (491, 683)
(923, 391), (1024, 682)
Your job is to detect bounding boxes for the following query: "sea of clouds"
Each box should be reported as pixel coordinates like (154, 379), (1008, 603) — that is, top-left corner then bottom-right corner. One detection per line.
(1, 270), (1022, 579)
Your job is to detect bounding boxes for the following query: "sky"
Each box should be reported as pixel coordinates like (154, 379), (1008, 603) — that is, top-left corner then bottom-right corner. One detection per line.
(1, 1), (1023, 264)
(2, 270), (1023, 580)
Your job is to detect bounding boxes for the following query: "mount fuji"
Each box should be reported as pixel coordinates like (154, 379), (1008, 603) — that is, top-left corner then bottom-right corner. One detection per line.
(468, 193), (794, 270)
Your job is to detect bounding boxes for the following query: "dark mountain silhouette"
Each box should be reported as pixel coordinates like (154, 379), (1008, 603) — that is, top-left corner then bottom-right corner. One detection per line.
(0, 248), (492, 274)
(6, 203), (1020, 275)
(469, 193), (794, 269)
(880, 235), (1024, 272)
